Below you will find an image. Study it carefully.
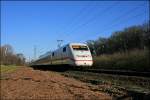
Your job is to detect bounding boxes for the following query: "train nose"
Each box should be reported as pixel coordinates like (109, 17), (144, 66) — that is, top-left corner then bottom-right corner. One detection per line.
(75, 61), (93, 66)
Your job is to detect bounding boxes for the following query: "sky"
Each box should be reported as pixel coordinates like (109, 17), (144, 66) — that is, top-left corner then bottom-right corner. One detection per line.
(1, 1), (149, 61)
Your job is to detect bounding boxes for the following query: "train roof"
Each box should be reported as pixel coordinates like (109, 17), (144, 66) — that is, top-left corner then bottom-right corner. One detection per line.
(38, 42), (88, 59)
(53, 42), (87, 49)
(68, 43), (87, 46)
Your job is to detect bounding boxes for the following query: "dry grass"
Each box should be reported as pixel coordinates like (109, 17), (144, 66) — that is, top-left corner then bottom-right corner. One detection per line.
(93, 49), (149, 71)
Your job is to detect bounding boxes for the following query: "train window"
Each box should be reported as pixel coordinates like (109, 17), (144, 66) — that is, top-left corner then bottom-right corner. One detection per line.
(72, 45), (88, 51)
(63, 47), (66, 52)
(52, 52), (54, 56)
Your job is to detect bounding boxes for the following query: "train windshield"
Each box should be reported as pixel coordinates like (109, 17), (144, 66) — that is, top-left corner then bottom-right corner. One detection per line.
(72, 45), (88, 51)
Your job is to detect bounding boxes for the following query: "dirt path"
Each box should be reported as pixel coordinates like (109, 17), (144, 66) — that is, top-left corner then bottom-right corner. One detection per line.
(1, 67), (111, 100)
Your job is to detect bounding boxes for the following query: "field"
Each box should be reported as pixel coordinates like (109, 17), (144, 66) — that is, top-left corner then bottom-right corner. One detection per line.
(1, 65), (19, 73)
(0, 66), (111, 100)
(1, 64), (150, 99)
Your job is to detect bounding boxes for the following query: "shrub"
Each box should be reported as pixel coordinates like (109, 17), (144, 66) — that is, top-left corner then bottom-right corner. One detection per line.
(93, 49), (149, 71)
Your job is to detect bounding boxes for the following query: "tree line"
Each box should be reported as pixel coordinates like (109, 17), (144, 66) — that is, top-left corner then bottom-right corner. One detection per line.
(87, 22), (150, 56)
(0, 44), (26, 65)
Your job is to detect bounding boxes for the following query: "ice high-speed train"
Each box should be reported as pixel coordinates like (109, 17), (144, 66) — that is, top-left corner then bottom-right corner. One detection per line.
(34, 43), (93, 66)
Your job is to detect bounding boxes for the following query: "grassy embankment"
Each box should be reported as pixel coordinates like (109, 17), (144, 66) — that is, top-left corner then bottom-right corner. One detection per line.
(0, 65), (19, 74)
(93, 49), (150, 71)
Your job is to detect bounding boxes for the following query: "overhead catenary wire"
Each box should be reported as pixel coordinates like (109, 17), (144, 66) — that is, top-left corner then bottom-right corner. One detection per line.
(54, 2), (147, 45)
(63, 2), (94, 32)
(65, 1), (120, 36)
(96, 3), (147, 36)
(99, 11), (147, 36)
(68, 3), (146, 40)
(57, 1), (94, 37)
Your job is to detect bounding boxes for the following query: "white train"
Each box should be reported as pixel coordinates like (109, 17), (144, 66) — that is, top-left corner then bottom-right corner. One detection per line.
(34, 43), (93, 66)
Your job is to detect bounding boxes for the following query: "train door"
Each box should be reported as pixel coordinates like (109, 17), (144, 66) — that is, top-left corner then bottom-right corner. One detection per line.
(62, 46), (67, 64)
(50, 54), (52, 64)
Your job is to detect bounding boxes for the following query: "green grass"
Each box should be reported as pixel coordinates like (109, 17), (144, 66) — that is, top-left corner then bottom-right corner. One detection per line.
(0, 65), (19, 73)
(93, 49), (150, 71)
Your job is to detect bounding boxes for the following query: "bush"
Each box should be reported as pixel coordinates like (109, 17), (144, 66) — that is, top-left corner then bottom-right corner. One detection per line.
(93, 49), (149, 71)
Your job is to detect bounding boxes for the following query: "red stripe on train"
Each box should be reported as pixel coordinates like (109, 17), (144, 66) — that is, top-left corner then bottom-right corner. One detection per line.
(64, 57), (93, 62)
(51, 57), (92, 62)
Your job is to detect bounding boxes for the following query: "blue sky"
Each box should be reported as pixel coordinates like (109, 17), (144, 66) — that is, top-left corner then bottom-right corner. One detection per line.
(1, 1), (149, 61)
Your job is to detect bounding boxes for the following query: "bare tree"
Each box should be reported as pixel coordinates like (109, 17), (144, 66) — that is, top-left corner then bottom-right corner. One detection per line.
(0, 44), (26, 65)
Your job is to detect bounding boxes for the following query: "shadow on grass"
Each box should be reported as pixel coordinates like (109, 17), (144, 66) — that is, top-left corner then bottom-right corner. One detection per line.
(30, 64), (73, 72)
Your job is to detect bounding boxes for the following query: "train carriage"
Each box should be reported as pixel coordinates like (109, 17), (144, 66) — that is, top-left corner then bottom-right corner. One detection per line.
(34, 43), (93, 67)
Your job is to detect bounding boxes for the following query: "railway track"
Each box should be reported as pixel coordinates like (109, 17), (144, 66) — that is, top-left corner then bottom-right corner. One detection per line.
(77, 69), (150, 77)
(31, 64), (150, 99)
(31, 64), (150, 77)
(62, 69), (150, 100)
